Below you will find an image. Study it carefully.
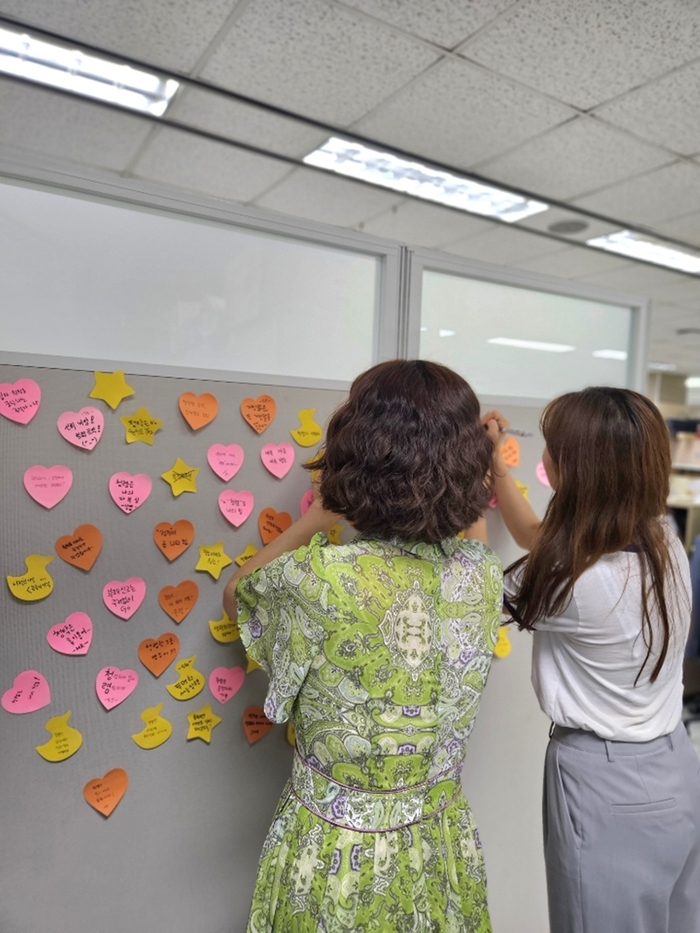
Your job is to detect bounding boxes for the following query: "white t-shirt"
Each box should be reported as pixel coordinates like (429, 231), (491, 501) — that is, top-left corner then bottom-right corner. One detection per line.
(507, 532), (691, 742)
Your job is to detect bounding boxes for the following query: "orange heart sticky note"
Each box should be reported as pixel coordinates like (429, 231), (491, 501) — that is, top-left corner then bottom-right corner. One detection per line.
(54, 524), (103, 571)
(501, 436), (520, 467)
(83, 768), (128, 817)
(158, 580), (199, 624)
(138, 633), (180, 678)
(243, 705), (275, 745)
(153, 520), (194, 561)
(240, 395), (276, 434)
(258, 508), (292, 544)
(178, 392), (218, 431)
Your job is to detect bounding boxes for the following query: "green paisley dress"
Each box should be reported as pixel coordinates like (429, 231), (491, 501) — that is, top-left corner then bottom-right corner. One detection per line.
(237, 532), (503, 933)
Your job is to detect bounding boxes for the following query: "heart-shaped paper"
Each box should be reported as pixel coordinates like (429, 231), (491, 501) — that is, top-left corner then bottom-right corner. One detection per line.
(158, 580), (199, 624)
(207, 443), (245, 481)
(218, 489), (255, 528)
(84, 768), (129, 816)
(54, 524), (103, 571)
(536, 461), (552, 488)
(1, 670), (50, 714)
(57, 407), (104, 451)
(259, 507), (293, 544)
(102, 578), (146, 620)
(138, 633), (180, 677)
(178, 392), (218, 430)
(108, 472), (152, 514)
(209, 666), (245, 704)
(240, 395), (276, 434)
(153, 520), (194, 561)
(95, 667), (139, 710)
(0, 378), (41, 424)
(260, 443), (295, 479)
(300, 489), (314, 516)
(500, 436), (520, 468)
(47, 612), (93, 656)
(23, 465), (73, 509)
(243, 705), (275, 744)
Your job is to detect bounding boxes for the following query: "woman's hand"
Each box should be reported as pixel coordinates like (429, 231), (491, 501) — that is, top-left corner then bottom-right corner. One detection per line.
(481, 410), (509, 465)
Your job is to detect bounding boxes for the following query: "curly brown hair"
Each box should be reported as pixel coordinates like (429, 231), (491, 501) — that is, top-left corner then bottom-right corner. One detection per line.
(307, 360), (493, 543)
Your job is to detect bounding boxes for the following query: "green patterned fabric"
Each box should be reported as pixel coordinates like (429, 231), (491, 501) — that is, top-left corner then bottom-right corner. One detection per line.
(237, 532), (503, 933)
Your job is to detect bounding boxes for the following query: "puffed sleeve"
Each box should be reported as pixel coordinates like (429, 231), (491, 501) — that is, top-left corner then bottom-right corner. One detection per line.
(236, 533), (330, 722)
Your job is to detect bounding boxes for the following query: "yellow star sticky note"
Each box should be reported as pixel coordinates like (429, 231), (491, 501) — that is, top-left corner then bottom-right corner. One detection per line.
(209, 612), (240, 643)
(186, 703), (222, 744)
(234, 543), (258, 568)
(328, 524), (343, 545)
(120, 407), (164, 445)
(195, 542), (233, 580)
(246, 654), (262, 673)
(89, 370), (135, 410)
(161, 458), (199, 497)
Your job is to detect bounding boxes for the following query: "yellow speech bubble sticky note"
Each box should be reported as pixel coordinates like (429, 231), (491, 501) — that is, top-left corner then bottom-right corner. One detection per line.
(132, 703), (172, 750)
(286, 721), (296, 747)
(7, 554), (54, 601)
(494, 628), (512, 659)
(36, 711), (82, 762)
(291, 408), (323, 447)
(209, 612), (240, 644)
(165, 656), (205, 701)
(234, 543), (258, 568)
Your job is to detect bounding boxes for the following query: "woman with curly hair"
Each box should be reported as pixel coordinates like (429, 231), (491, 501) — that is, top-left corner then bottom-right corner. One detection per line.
(223, 359), (502, 933)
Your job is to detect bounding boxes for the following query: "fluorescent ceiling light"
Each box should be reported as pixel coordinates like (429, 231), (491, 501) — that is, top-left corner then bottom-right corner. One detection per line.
(0, 26), (179, 115)
(685, 377), (700, 388)
(592, 349), (628, 360)
(587, 230), (700, 274)
(487, 337), (575, 352)
(439, 329), (456, 337)
(304, 137), (549, 223)
(648, 361), (677, 371)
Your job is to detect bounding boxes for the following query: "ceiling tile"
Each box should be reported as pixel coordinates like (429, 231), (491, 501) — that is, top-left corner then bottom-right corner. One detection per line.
(199, 0), (439, 126)
(514, 205), (620, 241)
(253, 166), (402, 226)
(474, 117), (671, 200)
(359, 199), (492, 247)
(513, 246), (635, 279)
(464, 0), (700, 110)
(572, 262), (691, 297)
(656, 211), (700, 250)
(0, 0), (239, 72)
(0, 79), (151, 171)
(441, 225), (565, 265)
(131, 126), (292, 202)
(354, 57), (575, 170)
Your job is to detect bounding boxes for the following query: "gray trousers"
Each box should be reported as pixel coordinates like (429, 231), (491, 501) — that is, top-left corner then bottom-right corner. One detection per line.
(544, 722), (700, 933)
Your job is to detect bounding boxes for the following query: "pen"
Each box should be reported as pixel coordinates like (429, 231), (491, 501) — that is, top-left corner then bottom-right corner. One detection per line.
(501, 428), (533, 438)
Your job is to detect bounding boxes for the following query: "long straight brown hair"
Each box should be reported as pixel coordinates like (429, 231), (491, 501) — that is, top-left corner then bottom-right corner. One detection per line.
(508, 387), (682, 684)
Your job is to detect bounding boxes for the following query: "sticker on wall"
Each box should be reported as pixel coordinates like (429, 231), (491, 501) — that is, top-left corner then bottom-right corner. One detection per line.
(207, 443), (244, 482)
(246, 655), (262, 673)
(102, 577), (146, 620)
(108, 472), (152, 514)
(209, 666), (245, 705)
(47, 612), (93, 656)
(494, 628), (512, 659)
(89, 370), (135, 410)
(132, 704), (172, 750)
(161, 457), (199, 497)
(300, 489), (314, 516)
(488, 494), (498, 509)
(166, 656), (205, 701)
(120, 407), (164, 445)
(23, 465), (73, 509)
(240, 395), (276, 434)
(328, 524), (342, 545)
(83, 768), (129, 817)
(57, 407), (104, 451)
(243, 705), (275, 745)
(515, 479), (529, 501)
(536, 461), (552, 488)
(195, 542), (232, 580)
(95, 667), (138, 711)
(153, 520), (194, 561)
(260, 443), (295, 479)
(208, 612), (240, 643)
(0, 378), (41, 424)
(186, 704), (222, 744)
(286, 722), (296, 747)
(7, 555), (54, 601)
(1, 670), (51, 714)
(500, 436), (520, 468)
(158, 580), (199, 624)
(178, 392), (218, 430)
(234, 543), (258, 567)
(54, 524), (103, 572)
(259, 508), (292, 544)
(36, 712), (83, 762)
(218, 489), (255, 527)
(290, 408), (323, 447)
(138, 633), (180, 678)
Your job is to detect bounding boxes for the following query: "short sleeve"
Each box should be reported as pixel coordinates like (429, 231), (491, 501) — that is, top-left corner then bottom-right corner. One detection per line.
(236, 533), (329, 723)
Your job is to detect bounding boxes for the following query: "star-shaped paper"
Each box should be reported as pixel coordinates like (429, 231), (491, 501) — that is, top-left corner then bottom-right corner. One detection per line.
(195, 542), (232, 580)
(89, 371), (135, 410)
(186, 703), (222, 744)
(234, 543), (258, 568)
(246, 654), (262, 673)
(120, 407), (164, 445)
(161, 458), (199, 497)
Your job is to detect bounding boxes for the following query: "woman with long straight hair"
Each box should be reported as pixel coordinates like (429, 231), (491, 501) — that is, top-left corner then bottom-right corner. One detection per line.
(486, 387), (700, 933)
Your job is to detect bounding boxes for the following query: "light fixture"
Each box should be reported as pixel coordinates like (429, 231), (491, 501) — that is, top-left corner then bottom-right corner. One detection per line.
(303, 137), (549, 223)
(648, 361), (677, 371)
(586, 230), (700, 274)
(0, 25), (179, 115)
(685, 377), (700, 388)
(487, 337), (575, 352)
(592, 349), (628, 360)
(438, 329), (457, 337)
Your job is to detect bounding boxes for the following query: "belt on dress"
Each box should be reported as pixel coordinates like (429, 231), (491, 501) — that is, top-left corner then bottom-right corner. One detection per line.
(290, 750), (464, 833)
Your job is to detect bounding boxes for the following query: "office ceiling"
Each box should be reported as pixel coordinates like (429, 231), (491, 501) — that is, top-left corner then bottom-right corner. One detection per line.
(2, 0), (700, 372)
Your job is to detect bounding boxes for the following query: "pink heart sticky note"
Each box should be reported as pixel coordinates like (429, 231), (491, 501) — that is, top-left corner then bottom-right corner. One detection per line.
(209, 666), (245, 704)
(23, 465), (73, 509)
(218, 490), (255, 528)
(95, 667), (139, 711)
(108, 472), (152, 514)
(488, 494), (498, 509)
(207, 444), (245, 482)
(102, 578), (146, 620)
(300, 489), (314, 516)
(46, 612), (93, 656)
(536, 461), (552, 488)
(260, 443), (295, 479)
(0, 378), (41, 424)
(2, 670), (51, 714)
(57, 407), (104, 451)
